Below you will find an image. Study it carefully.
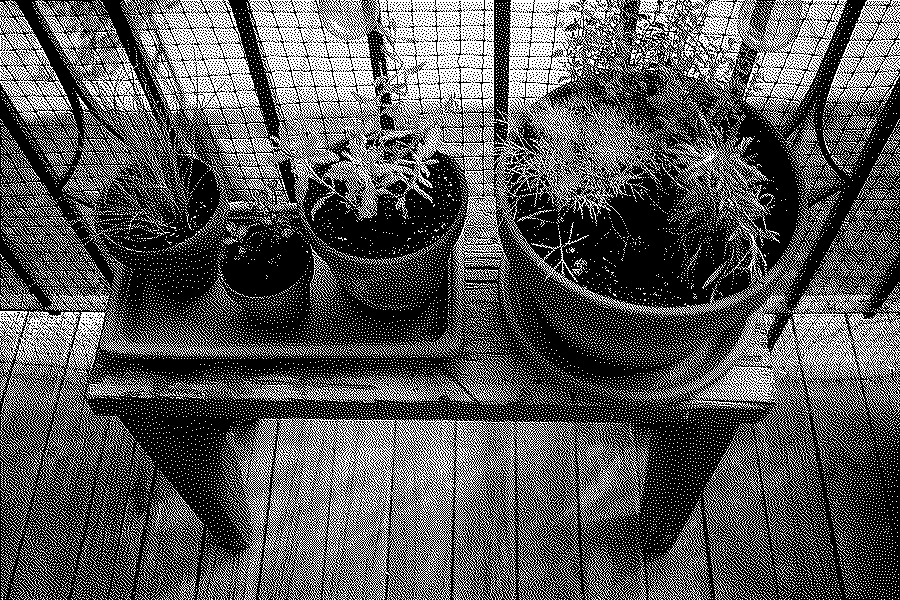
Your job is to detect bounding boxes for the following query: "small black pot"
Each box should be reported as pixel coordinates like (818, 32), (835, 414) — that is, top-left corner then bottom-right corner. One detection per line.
(95, 156), (226, 301)
(221, 223), (313, 327)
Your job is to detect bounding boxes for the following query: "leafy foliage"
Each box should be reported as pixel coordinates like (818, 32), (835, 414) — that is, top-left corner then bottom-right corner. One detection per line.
(504, 92), (665, 226)
(308, 18), (458, 221)
(505, 0), (779, 296)
(224, 177), (296, 262)
(45, 0), (232, 249)
(665, 110), (779, 294)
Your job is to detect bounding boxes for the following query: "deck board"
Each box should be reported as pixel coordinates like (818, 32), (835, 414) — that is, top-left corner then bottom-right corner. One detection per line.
(320, 420), (395, 600)
(645, 505), (710, 600)
(69, 421), (154, 600)
(194, 419), (279, 600)
(385, 420), (455, 600)
(0, 312), (78, 596)
(515, 422), (582, 600)
(256, 419), (334, 600)
(703, 422), (778, 600)
(753, 316), (842, 599)
(793, 314), (900, 599)
(576, 423), (646, 600)
(4, 313), (106, 600)
(1, 308), (894, 599)
(847, 313), (900, 558)
(451, 421), (517, 600)
(128, 467), (202, 600)
(847, 313), (900, 548)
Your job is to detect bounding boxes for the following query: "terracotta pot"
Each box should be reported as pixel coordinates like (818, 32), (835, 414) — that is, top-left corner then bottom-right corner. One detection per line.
(97, 156), (227, 301)
(299, 151), (468, 312)
(497, 82), (807, 375)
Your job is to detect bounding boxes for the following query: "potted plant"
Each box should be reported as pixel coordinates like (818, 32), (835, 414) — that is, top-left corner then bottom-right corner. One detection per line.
(497, 0), (806, 379)
(221, 179), (313, 327)
(91, 103), (230, 301)
(54, 0), (232, 301)
(298, 21), (468, 313)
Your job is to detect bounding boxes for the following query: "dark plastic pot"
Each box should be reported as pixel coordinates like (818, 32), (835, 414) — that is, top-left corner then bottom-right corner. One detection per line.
(497, 82), (808, 375)
(299, 152), (468, 312)
(96, 156), (227, 301)
(221, 227), (313, 327)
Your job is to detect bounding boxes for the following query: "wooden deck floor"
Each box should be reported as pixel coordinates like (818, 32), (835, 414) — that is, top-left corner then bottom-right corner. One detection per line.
(1, 310), (898, 600)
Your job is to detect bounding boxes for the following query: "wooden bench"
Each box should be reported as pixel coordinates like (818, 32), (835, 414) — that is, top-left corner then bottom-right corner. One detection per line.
(85, 197), (773, 556)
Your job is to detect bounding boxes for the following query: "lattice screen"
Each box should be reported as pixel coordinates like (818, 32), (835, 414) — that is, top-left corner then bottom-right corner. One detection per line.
(0, 0), (897, 311)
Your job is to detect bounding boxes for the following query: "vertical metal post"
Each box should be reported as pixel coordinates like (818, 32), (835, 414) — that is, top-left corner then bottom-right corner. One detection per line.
(0, 232), (54, 310)
(861, 76), (900, 317)
(367, 25), (394, 131)
(229, 0), (299, 204)
(729, 45), (758, 98)
(768, 75), (900, 347)
(494, 0), (511, 153)
(0, 82), (115, 286)
(782, 0), (866, 138)
(101, 0), (171, 131)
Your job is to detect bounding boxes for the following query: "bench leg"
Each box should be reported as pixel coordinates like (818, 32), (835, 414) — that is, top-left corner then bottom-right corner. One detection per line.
(119, 414), (251, 553)
(639, 421), (737, 557)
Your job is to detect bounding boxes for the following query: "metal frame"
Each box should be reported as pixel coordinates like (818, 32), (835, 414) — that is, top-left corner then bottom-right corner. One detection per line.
(0, 81), (115, 288)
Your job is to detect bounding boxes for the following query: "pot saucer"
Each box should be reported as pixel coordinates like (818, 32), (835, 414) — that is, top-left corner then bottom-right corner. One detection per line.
(499, 257), (756, 404)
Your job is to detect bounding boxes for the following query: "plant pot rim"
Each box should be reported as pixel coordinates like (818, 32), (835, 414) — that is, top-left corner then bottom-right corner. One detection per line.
(222, 268), (311, 302)
(498, 89), (807, 317)
(97, 157), (222, 257)
(221, 235), (314, 300)
(300, 151), (469, 266)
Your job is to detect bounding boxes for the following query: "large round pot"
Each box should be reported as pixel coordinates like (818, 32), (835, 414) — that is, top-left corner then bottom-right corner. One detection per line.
(299, 151), (468, 312)
(497, 81), (807, 374)
(96, 156), (227, 301)
(221, 225), (313, 327)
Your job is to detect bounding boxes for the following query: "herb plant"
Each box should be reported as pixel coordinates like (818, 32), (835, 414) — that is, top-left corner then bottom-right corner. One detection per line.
(224, 177), (296, 262)
(45, 0), (231, 250)
(309, 18), (458, 222)
(504, 0), (779, 299)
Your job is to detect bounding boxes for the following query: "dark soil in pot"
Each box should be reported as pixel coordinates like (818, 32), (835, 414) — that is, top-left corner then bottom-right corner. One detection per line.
(222, 224), (312, 297)
(97, 155), (218, 252)
(304, 151), (465, 259)
(508, 82), (799, 308)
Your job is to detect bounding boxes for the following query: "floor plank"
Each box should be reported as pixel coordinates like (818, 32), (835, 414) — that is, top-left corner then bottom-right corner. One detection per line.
(66, 311), (152, 599)
(452, 421), (516, 600)
(256, 419), (334, 600)
(69, 420), (154, 600)
(194, 419), (279, 600)
(645, 505), (710, 600)
(2, 306), (897, 600)
(129, 449), (203, 599)
(753, 316), (841, 600)
(794, 314), (899, 599)
(320, 420), (394, 600)
(703, 422), (777, 600)
(516, 422), (582, 600)
(0, 312), (78, 596)
(847, 313), (900, 547)
(0, 311), (26, 369)
(386, 420), (454, 600)
(642, 416), (711, 600)
(575, 423), (646, 600)
(4, 313), (109, 600)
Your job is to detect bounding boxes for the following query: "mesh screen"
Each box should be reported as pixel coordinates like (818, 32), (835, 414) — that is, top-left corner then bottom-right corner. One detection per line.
(0, 0), (897, 312)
